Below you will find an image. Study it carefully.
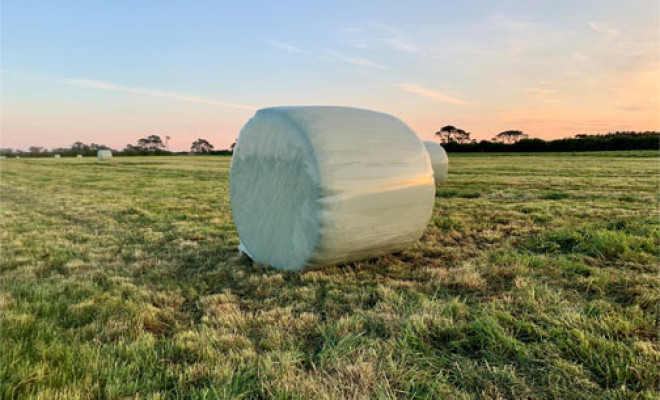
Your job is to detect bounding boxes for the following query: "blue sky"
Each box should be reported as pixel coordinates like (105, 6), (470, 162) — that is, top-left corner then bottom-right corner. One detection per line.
(2, 0), (658, 151)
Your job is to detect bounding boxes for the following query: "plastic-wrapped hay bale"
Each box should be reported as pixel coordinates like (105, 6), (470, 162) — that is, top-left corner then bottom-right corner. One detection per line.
(230, 106), (435, 271)
(77, 154), (83, 158)
(54, 154), (61, 158)
(423, 141), (449, 184)
(97, 150), (112, 161)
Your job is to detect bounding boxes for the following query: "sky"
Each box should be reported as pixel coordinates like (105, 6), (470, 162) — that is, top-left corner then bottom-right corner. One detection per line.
(1, 0), (658, 151)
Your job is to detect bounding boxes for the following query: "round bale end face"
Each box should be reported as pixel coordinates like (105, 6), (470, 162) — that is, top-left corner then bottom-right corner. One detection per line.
(423, 141), (449, 184)
(230, 106), (435, 271)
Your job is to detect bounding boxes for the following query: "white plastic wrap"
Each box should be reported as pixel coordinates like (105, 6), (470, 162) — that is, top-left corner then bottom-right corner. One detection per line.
(423, 141), (449, 184)
(230, 106), (435, 271)
(97, 150), (112, 161)
(54, 154), (61, 158)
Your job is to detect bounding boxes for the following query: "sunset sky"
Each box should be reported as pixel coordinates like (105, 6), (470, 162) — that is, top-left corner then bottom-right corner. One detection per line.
(2, 0), (658, 151)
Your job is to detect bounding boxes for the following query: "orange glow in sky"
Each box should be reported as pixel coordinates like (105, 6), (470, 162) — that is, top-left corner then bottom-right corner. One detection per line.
(2, 1), (658, 151)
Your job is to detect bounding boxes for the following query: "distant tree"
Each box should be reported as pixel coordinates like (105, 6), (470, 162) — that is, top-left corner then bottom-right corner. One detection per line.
(123, 144), (141, 152)
(136, 135), (165, 151)
(455, 129), (471, 143)
(71, 142), (90, 153)
(493, 130), (529, 143)
(51, 147), (68, 155)
(89, 143), (111, 150)
(191, 138), (214, 153)
(28, 146), (45, 154)
(230, 140), (237, 152)
(435, 125), (456, 143)
(436, 125), (471, 143)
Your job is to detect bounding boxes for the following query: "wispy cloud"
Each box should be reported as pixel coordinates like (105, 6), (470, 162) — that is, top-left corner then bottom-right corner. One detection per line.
(65, 79), (256, 110)
(344, 38), (369, 49)
(525, 87), (556, 98)
(589, 22), (620, 37)
(618, 105), (641, 111)
(475, 14), (569, 63)
(572, 51), (590, 62)
(339, 22), (419, 53)
(269, 40), (306, 54)
(382, 37), (418, 53)
(524, 87), (559, 104)
(371, 22), (419, 53)
(327, 51), (386, 69)
(397, 83), (467, 105)
(340, 26), (370, 48)
(341, 27), (365, 34)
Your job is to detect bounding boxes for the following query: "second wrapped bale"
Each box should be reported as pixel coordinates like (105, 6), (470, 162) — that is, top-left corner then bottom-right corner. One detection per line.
(230, 106), (435, 271)
(423, 141), (449, 184)
(97, 150), (113, 161)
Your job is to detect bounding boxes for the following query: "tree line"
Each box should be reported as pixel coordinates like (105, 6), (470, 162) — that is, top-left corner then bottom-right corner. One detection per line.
(2, 130), (657, 157)
(0, 135), (236, 157)
(436, 126), (659, 152)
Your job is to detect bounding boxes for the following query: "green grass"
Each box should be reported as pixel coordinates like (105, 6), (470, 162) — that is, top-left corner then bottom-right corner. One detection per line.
(1, 151), (659, 399)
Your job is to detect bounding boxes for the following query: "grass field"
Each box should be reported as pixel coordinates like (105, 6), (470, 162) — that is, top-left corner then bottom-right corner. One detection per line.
(1, 152), (659, 399)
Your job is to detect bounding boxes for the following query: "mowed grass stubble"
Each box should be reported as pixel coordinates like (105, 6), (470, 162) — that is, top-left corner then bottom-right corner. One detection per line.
(1, 152), (658, 399)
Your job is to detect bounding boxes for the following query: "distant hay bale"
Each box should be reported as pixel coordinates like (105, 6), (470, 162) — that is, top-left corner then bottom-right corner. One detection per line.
(423, 141), (449, 184)
(77, 154), (83, 158)
(15, 156), (20, 159)
(97, 150), (113, 161)
(0, 156), (6, 160)
(230, 106), (435, 271)
(54, 154), (61, 158)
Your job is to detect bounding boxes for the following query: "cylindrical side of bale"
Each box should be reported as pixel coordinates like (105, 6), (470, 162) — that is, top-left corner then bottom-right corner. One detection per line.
(97, 150), (113, 161)
(423, 141), (449, 184)
(54, 154), (61, 158)
(230, 106), (435, 271)
(77, 154), (83, 158)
